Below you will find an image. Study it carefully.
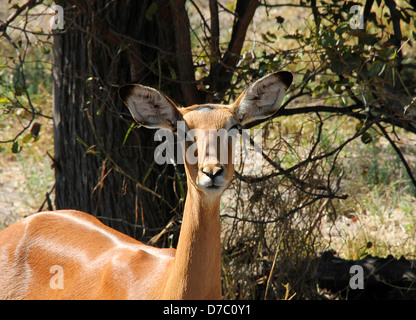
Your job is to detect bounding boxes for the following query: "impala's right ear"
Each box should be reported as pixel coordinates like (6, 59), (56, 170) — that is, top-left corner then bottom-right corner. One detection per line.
(119, 84), (182, 131)
(232, 71), (293, 126)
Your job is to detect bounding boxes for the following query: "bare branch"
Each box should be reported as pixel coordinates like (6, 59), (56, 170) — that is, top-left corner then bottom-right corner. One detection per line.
(209, 0), (220, 72)
(310, 0), (321, 30)
(207, 0), (260, 100)
(0, 0), (42, 32)
(236, 121), (376, 184)
(221, 193), (346, 224)
(223, 0), (259, 71)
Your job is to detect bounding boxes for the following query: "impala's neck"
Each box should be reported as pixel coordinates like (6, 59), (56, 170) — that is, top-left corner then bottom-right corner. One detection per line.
(162, 183), (222, 300)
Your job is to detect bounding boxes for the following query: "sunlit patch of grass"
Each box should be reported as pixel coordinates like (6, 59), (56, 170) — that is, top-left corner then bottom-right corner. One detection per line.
(321, 123), (416, 260)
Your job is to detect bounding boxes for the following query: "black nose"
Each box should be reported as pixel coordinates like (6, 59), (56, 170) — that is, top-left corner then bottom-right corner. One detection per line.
(201, 166), (224, 179)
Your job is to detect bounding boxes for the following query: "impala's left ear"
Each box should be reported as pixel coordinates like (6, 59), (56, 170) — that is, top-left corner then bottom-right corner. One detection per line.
(232, 71), (293, 126)
(119, 84), (182, 131)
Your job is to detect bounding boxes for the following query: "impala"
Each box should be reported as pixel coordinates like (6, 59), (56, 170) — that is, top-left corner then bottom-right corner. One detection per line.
(0, 71), (292, 299)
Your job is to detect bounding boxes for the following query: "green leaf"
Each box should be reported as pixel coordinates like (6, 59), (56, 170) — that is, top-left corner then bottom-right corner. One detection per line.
(22, 133), (33, 143)
(261, 33), (271, 43)
(145, 2), (158, 21)
(0, 96), (10, 105)
(122, 123), (135, 146)
(75, 134), (89, 148)
(355, 121), (364, 132)
(335, 23), (349, 36)
(361, 132), (372, 144)
(367, 60), (385, 77)
(389, 49), (397, 60)
(142, 162), (154, 185)
(169, 66), (177, 80)
(283, 34), (301, 40)
(401, 58), (416, 65)
(41, 46), (51, 55)
(14, 85), (25, 96)
(330, 60), (344, 75)
(276, 16), (285, 24)
(176, 172), (186, 202)
(266, 31), (277, 40)
(11, 141), (22, 153)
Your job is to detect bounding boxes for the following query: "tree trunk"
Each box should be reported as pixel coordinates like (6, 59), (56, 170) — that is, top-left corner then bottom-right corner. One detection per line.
(52, 1), (184, 243)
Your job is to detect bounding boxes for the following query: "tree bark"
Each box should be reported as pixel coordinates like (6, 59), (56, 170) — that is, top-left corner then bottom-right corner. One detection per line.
(52, 1), (183, 243)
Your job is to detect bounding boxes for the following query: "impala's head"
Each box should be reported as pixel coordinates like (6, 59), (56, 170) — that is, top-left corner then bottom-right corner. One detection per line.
(119, 71), (292, 198)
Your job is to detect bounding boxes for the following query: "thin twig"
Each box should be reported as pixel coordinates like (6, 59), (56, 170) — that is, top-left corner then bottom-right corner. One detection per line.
(236, 121), (375, 184)
(221, 193), (347, 225)
(376, 123), (416, 191)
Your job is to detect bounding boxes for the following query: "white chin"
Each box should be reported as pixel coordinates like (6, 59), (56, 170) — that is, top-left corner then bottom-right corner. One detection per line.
(199, 185), (225, 196)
